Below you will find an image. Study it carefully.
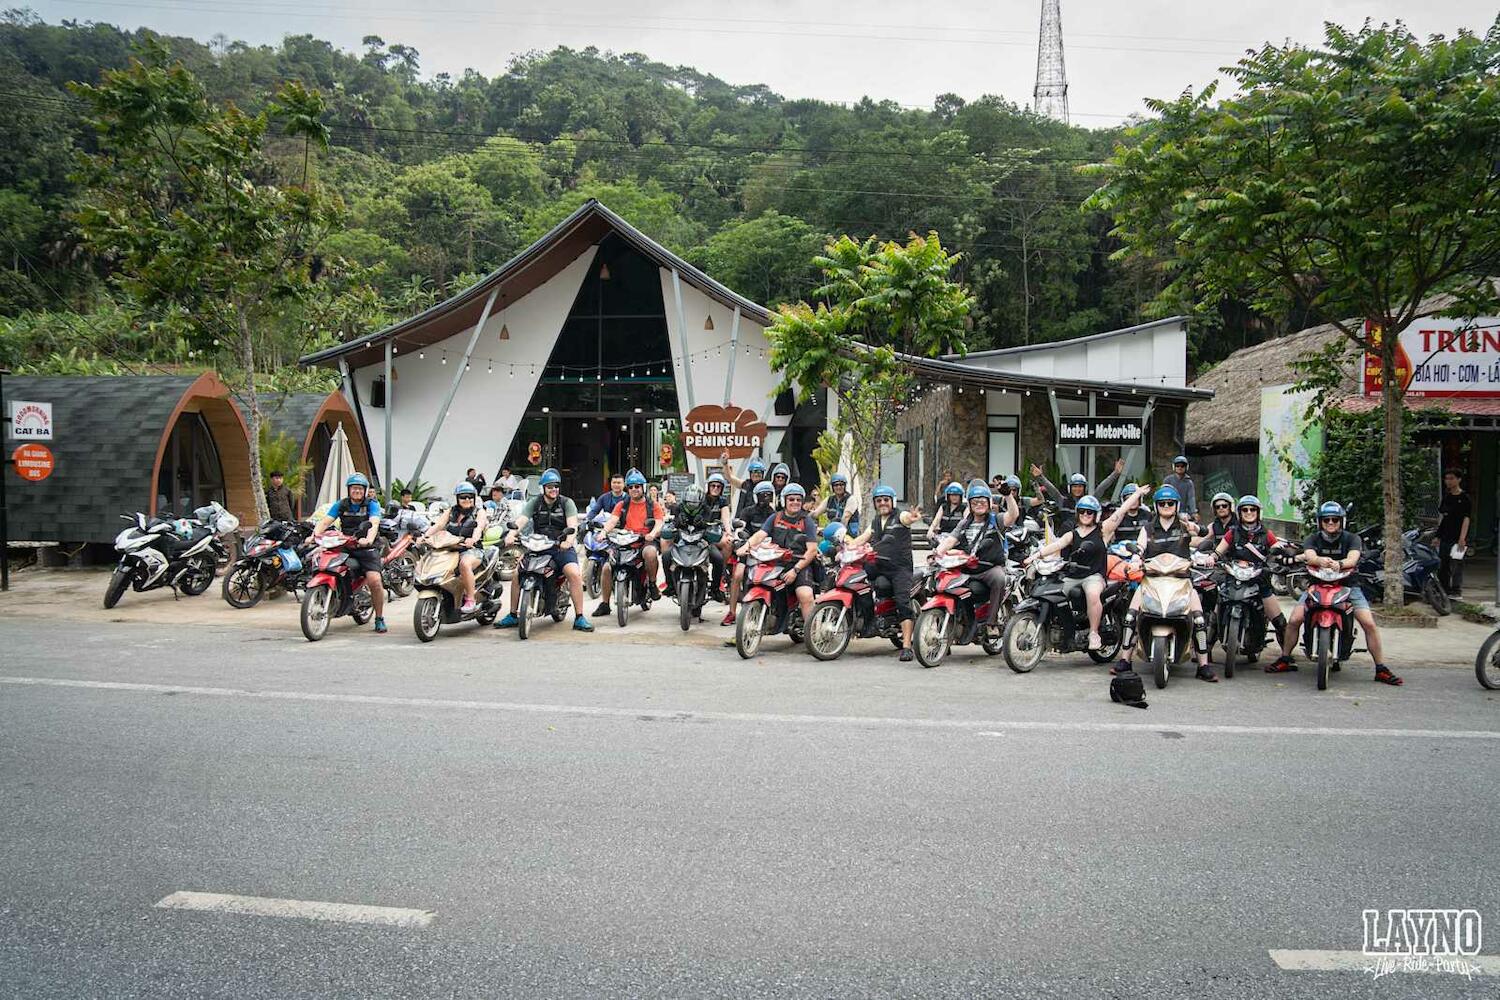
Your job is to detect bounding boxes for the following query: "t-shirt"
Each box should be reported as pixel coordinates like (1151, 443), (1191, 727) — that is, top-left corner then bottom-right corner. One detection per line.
(761, 512), (816, 552)
(946, 512), (1005, 564)
(1302, 529), (1359, 563)
(1438, 492), (1472, 543)
(612, 497), (666, 534)
(586, 490), (627, 521)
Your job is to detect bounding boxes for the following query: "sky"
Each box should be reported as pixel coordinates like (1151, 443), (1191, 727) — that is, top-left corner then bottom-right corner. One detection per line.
(24, 0), (1500, 125)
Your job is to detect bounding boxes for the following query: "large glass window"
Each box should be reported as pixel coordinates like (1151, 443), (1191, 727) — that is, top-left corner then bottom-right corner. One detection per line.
(156, 412), (225, 515)
(987, 415), (1018, 480)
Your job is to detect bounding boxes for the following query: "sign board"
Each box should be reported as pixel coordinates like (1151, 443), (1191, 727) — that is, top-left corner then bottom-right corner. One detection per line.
(1055, 417), (1144, 448)
(1257, 384), (1320, 524)
(8, 400), (53, 440)
(665, 473), (693, 498)
(680, 404), (768, 458)
(1363, 317), (1500, 397)
(12, 443), (54, 482)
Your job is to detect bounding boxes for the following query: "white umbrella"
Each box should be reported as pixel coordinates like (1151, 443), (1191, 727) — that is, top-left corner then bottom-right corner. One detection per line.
(313, 424), (357, 515)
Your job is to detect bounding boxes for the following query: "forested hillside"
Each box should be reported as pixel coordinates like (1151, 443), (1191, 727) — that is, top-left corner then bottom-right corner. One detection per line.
(0, 11), (1267, 376)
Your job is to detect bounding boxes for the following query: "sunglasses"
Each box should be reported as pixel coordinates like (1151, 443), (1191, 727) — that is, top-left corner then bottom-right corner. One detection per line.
(1213, 502), (1230, 509)
(1157, 500), (1178, 507)
(1077, 509), (1097, 517)
(1320, 516), (1342, 524)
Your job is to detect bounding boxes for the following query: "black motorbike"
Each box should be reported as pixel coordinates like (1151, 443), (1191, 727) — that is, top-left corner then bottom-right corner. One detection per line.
(1215, 559), (1270, 678)
(513, 529), (575, 641)
(607, 527), (655, 627)
(1002, 555), (1128, 672)
(104, 509), (229, 608)
(666, 520), (713, 631)
(221, 519), (313, 608)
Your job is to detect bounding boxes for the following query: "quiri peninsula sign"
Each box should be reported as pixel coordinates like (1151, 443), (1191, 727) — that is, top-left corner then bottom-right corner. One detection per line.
(681, 404), (768, 458)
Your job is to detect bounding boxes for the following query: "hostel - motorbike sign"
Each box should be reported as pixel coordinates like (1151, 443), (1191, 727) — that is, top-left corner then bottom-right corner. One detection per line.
(8, 400), (53, 440)
(680, 404), (768, 458)
(1363, 317), (1500, 397)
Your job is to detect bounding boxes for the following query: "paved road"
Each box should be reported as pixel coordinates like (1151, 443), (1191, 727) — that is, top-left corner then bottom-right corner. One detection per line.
(2, 611), (1498, 998)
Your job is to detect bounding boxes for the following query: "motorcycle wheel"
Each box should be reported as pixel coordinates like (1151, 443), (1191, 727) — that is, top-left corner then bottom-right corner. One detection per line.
(617, 581), (630, 628)
(1002, 610), (1046, 673)
(1221, 617), (1241, 680)
(787, 610), (805, 647)
(1151, 635), (1170, 689)
(221, 562), (265, 609)
(1475, 630), (1500, 690)
(1316, 625), (1332, 691)
(476, 588), (500, 626)
(180, 555), (214, 596)
(586, 560), (602, 600)
(678, 578), (693, 632)
(103, 567), (130, 610)
(300, 585), (332, 642)
(518, 590), (533, 641)
(735, 601), (767, 659)
(214, 537), (235, 572)
(913, 607), (950, 669)
(553, 587), (571, 623)
(981, 624), (1003, 657)
(805, 604), (851, 661)
(414, 596), (441, 642)
(386, 556), (415, 598)
(1423, 576), (1451, 616)
(350, 592), (374, 626)
(1087, 609), (1124, 663)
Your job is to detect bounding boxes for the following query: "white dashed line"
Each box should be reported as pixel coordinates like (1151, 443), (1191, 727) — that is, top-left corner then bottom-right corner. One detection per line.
(155, 891), (434, 928)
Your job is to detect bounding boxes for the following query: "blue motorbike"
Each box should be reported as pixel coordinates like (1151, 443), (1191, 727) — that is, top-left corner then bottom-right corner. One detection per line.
(1358, 526), (1450, 616)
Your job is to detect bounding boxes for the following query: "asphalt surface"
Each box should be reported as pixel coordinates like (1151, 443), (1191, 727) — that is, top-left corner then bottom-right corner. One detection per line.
(2, 605), (1498, 998)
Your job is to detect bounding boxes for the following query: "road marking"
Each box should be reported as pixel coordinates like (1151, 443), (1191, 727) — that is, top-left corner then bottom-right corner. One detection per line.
(155, 891), (434, 928)
(4, 674), (1500, 740)
(1270, 949), (1500, 976)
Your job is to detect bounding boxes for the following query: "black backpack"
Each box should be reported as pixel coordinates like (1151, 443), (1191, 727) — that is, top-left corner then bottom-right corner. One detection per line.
(1109, 669), (1148, 709)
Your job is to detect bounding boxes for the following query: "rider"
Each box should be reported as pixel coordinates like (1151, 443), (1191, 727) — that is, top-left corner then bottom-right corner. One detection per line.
(424, 482), (488, 614)
(313, 472), (388, 633)
(594, 468), (665, 617)
(1025, 486), (1145, 652)
(1267, 501), (1401, 685)
(769, 463), (791, 508)
(495, 468), (593, 632)
(928, 480), (967, 547)
(585, 472), (628, 523)
(724, 479), (778, 625)
(704, 473), (735, 600)
(728, 458), (768, 518)
(660, 483), (731, 601)
(736, 482), (819, 631)
(1119, 484), (1217, 682)
(933, 479), (1021, 630)
(848, 483), (923, 661)
(1033, 459), (1125, 533)
(1111, 482), (1149, 537)
(1205, 492), (1236, 545)
(1211, 494), (1288, 656)
(811, 472), (860, 536)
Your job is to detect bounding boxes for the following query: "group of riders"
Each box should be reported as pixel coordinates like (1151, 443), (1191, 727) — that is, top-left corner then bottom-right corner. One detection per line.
(311, 453), (1402, 686)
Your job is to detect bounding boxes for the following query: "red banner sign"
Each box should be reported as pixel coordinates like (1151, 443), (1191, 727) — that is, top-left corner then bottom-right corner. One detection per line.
(1364, 318), (1500, 397)
(12, 443), (54, 482)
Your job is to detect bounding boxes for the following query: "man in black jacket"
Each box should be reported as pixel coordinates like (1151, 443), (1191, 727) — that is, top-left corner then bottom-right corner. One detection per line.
(265, 471), (295, 522)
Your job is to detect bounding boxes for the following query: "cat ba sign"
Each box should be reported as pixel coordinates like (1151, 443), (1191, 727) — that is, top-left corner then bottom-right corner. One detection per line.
(8, 400), (53, 441)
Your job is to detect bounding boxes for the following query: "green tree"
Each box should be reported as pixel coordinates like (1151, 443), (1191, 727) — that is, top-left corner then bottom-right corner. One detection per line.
(687, 211), (824, 306)
(1088, 20), (1500, 604)
(769, 232), (972, 522)
(71, 43), (345, 522)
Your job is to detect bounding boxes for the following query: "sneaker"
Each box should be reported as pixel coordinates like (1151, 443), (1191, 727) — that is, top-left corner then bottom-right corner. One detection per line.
(720, 611), (736, 626)
(1196, 664), (1219, 683)
(1374, 665), (1404, 686)
(898, 648), (914, 662)
(1266, 655), (1297, 673)
(573, 615), (594, 633)
(460, 598), (476, 615)
(494, 613), (519, 629)
(373, 617), (387, 634)
(592, 602), (612, 617)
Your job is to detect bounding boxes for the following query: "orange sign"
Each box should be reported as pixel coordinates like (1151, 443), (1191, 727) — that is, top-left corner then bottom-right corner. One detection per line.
(680, 404), (768, 459)
(527, 441), (542, 464)
(12, 443), (54, 482)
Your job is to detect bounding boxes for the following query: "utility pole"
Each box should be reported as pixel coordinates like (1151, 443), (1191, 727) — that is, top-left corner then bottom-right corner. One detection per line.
(1033, 0), (1069, 124)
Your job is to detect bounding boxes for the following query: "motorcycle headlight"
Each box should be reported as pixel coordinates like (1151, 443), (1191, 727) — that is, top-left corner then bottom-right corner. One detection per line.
(1167, 595), (1190, 616)
(115, 528), (134, 547)
(1141, 592), (1163, 615)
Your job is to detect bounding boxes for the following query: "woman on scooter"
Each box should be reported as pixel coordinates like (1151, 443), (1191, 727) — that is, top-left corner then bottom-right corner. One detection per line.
(424, 482), (489, 614)
(1117, 485), (1218, 682)
(928, 481), (967, 547)
(933, 480), (1020, 630)
(1025, 485), (1147, 653)
(1211, 494), (1288, 648)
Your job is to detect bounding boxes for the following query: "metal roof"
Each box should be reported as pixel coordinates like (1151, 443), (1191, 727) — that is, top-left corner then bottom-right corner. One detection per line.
(895, 351), (1214, 402)
(945, 316), (1191, 361)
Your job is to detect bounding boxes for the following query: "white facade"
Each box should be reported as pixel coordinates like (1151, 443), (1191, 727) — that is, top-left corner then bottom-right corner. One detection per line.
(956, 317), (1189, 388)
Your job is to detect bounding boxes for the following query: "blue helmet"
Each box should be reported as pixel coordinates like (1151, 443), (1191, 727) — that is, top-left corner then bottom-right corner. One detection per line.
(747, 459), (766, 475)
(453, 482), (477, 498)
(1068, 473), (1088, 488)
(345, 473), (370, 490)
(1122, 482), (1139, 497)
(821, 522), (846, 542)
(753, 480), (775, 498)
(781, 482), (806, 499)
(707, 473), (727, 490)
(1237, 494), (1262, 511)
(771, 463), (790, 481)
(830, 472), (848, 488)
(1154, 485), (1181, 505)
(944, 481), (964, 497)
(1075, 494), (1102, 514)
(872, 483), (897, 501)
(1005, 475), (1021, 491)
(538, 468), (562, 488)
(1318, 500), (1345, 522)
(966, 481), (991, 501)
(624, 468), (647, 488)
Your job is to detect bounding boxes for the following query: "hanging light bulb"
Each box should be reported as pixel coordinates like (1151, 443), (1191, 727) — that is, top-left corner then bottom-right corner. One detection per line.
(419, 350), (425, 359)
(441, 351), (448, 365)
(487, 359), (492, 373)
(393, 344), (399, 355)
(508, 366), (514, 378)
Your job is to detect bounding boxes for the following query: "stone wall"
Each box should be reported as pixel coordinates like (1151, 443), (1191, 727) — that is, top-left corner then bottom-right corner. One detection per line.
(894, 385), (986, 504)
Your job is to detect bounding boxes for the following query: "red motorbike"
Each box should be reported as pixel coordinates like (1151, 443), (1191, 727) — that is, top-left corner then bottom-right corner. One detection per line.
(733, 540), (808, 658)
(1301, 562), (1361, 691)
(804, 541), (904, 660)
(380, 522), (423, 598)
(912, 549), (1002, 668)
(299, 532), (375, 641)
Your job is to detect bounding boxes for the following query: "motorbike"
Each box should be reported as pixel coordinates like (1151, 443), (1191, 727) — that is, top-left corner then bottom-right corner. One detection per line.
(379, 507), (429, 599)
(607, 527), (655, 628)
(512, 530), (575, 640)
(912, 548), (1004, 668)
(298, 532), (375, 641)
(1002, 555), (1128, 673)
(733, 538), (808, 659)
(583, 512), (612, 600)
(1269, 541), (1308, 598)
(804, 539), (905, 660)
(666, 520), (714, 631)
(1132, 552), (1198, 689)
(1191, 549), (1220, 652)
(1214, 559), (1271, 677)
(1358, 526), (1451, 616)
(104, 504), (238, 608)
(1475, 627), (1500, 691)
(1301, 562), (1362, 691)
(411, 534), (504, 641)
(221, 519), (312, 608)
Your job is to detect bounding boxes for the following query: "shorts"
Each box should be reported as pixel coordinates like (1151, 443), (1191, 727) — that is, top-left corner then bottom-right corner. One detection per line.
(551, 547), (579, 571)
(1303, 585), (1368, 613)
(348, 547), (383, 576)
(1062, 573), (1103, 596)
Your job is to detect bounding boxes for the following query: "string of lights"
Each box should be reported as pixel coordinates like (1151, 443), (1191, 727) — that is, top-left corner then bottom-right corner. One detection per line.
(388, 336), (766, 380)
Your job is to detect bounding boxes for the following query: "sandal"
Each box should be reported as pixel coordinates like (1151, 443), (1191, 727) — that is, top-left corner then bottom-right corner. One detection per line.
(1374, 666), (1404, 686)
